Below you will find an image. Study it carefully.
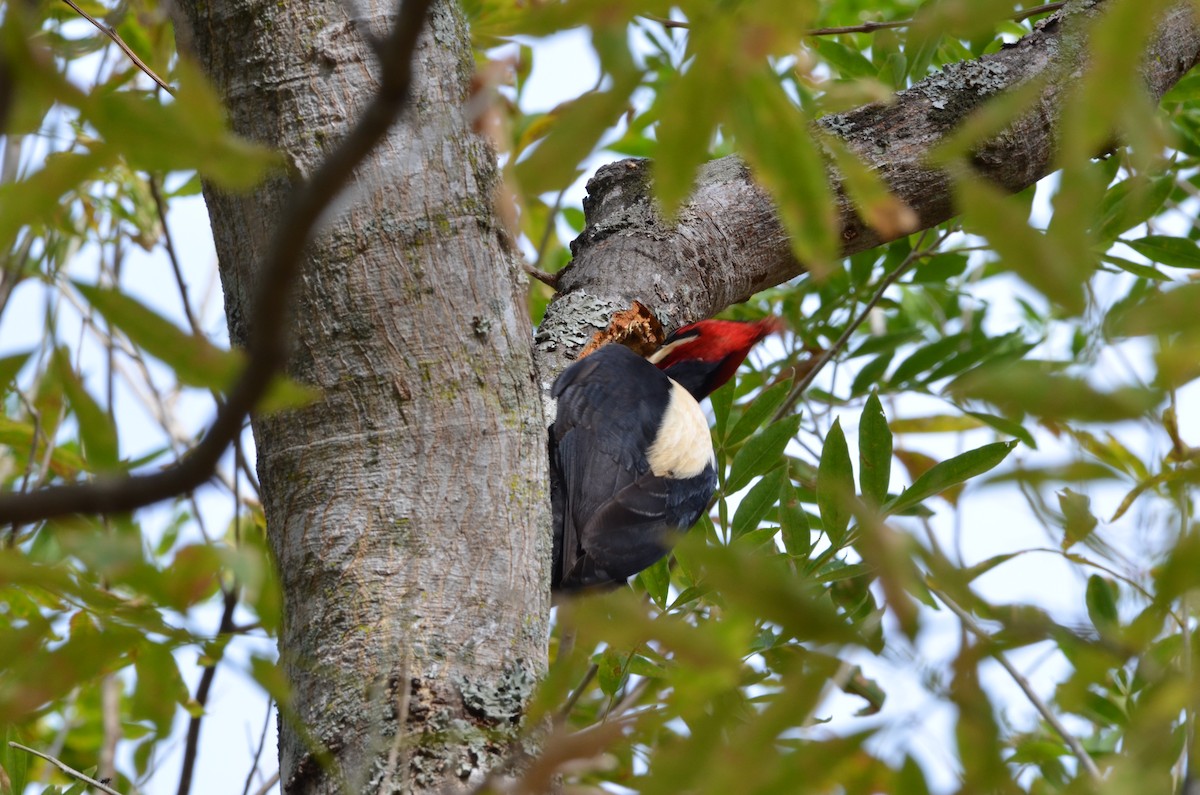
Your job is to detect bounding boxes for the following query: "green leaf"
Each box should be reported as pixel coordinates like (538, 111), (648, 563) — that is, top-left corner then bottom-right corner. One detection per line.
(1085, 575), (1119, 636)
(726, 413), (802, 495)
(731, 467), (786, 539)
(817, 418), (854, 546)
(1125, 235), (1200, 269)
(725, 380), (791, 447)
(259, 377), (322, 414)
(822, 132), (916, 241)
(0, 149), (116, 253)
(963, 410), (1037, 450)
(888, 334), (966, 387)
(636, 557), (671, 607)
(596, 649), (625, 697)
(949, 361), (1161, 423)
(910, 252), (968, 283)
(849, 350), (893, 397)
(1095, 176), (1172, 243)
(811, 38), (876, 79)
(858, 393), (892, 506)
(51, 349), (119, 471)
(883, 441), (1017, 517)
(82, 61), (278, 190)
(132, 642), (188, 735)
(1110, 282), (1200, 337)
(1101, 254), (1170, 282)
(1, 727), (30, 795)
(779, 475), (811, 557)
(889, 415), (983, 434)
(710, 375), (734, 439)
(75, 282), (241, 390)
(514, 71), (640, 196)
(1058, 489), (1098, 550)
(958, 552), (1021, 583)
(0, 351), (31, 396)
(956, 176), (1086, 314)
(654, 38), (732, 213)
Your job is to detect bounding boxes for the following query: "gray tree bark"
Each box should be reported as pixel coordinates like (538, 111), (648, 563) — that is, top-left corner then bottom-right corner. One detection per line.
(171, 1), (548, 792)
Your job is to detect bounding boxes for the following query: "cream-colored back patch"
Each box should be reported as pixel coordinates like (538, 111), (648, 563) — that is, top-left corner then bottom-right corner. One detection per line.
(647, 380), (714, 478)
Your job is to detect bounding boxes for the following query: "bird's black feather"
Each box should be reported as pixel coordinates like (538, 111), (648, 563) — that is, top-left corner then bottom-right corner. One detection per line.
(550, 344), (716, 590)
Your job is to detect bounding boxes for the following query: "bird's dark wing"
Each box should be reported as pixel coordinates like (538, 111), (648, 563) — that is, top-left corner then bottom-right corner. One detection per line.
(550, 345), (674, 589)
(551, 345), (717, 590)
(567, 469), (715, 586)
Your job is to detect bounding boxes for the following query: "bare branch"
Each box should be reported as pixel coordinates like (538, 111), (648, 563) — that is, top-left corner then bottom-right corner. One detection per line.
(0, 0), (435, 525)
(8, 741), (124, 795)
(805, 2), (1067, 37)
(936, 591), (1103, 783)
(640, 3), (1068, 36)
(148, 176), (202, 336)
(100, 674), (121, 783)
(252, 770), (281, 795)
(241, 699), (275, 795)
(59, 0), (175, 94)
(176, 586), (239, 795)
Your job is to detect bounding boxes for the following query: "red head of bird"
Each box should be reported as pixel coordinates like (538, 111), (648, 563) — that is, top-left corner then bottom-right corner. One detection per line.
(647, 317), (784, 400)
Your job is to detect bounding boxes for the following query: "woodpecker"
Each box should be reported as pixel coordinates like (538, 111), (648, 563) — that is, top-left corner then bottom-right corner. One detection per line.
(550, 317), (782, 591)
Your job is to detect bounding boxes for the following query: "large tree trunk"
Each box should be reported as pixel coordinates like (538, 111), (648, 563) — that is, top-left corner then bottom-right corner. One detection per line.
(171, 1), (549, 792)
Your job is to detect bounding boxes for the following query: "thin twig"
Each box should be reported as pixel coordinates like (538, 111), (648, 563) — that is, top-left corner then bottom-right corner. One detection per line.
(100, 674), (121, 783)
(176, 586), (240, 795)
(8, 741), (124, 795)
(59, 0), (174, 94)
(935, 592), (1103, 782)
(523, 263), (560, 289)
(641, 2), (1067, 36)
(252, 770), (281, 795)
(241, 699), (275, 795)
(147, 176), (202, 335)
(773, 230), (945, 422)
(1180, 483), (1196, 790)
(601, 675), (651, 722)
(1011, 2), (1068, 24)
(0, 0), (435, 525)
(558, 663), (599, 722)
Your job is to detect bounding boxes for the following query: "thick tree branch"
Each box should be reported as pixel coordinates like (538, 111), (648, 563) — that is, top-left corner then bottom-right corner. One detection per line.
(0, 0), (433, 526)
(536, 1), (1200, 379)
